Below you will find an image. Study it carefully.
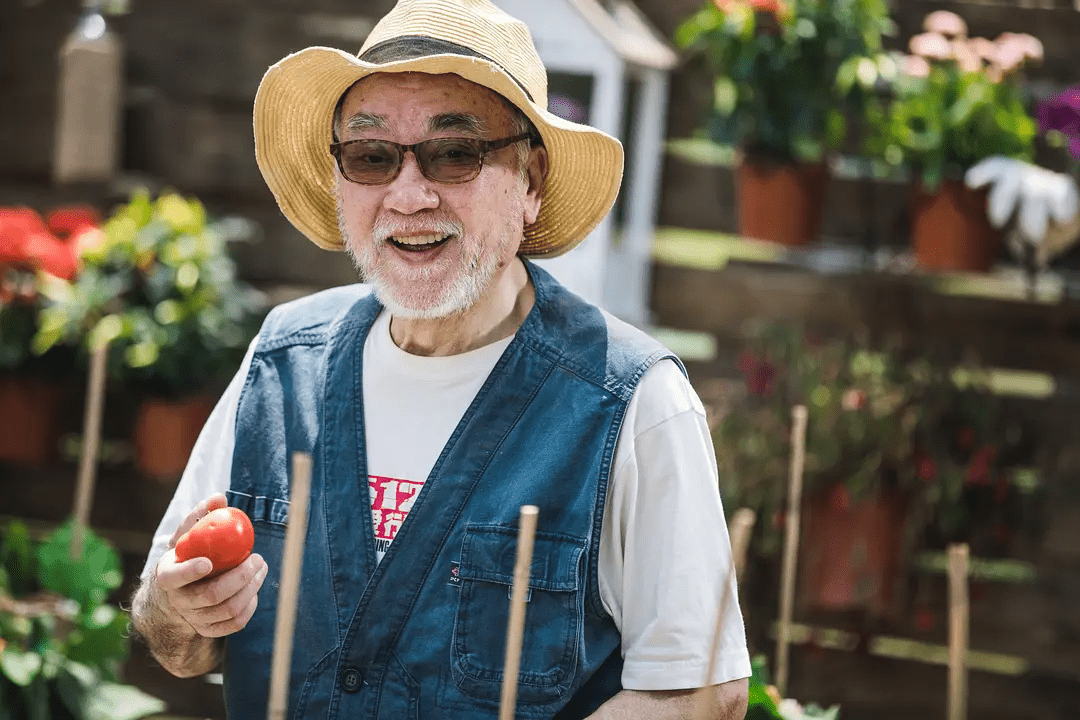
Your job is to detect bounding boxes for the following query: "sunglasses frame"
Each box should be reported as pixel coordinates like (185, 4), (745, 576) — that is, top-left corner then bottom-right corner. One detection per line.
(329, 133), (535, 186)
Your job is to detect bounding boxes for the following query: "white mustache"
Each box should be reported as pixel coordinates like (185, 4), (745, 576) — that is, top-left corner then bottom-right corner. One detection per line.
(372, 216), (463, 243)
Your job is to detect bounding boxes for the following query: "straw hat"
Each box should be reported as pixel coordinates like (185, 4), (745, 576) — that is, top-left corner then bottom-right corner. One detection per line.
(253, 0), (624, 258)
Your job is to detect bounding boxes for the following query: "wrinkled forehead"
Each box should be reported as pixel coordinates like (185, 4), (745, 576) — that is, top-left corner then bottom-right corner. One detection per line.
(336, 71), (521, 132)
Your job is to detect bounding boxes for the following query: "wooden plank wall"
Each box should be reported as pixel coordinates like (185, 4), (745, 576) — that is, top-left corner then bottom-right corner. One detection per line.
(650, 258), (1080, 719)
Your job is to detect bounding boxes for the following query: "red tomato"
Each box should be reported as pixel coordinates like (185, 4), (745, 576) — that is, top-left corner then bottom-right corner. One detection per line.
(174, 507), (254, 578)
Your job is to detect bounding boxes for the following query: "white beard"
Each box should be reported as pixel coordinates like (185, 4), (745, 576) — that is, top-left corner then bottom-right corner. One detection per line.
(339, 202), (509, 320)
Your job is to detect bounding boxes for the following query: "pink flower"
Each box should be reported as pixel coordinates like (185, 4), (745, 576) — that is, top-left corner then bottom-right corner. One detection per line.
(899, 54), (931, 79)
(841, 388), (866, 411)
(909, 32), (954, 62)
(923, 10), (967, 39)
(952, 40), (982, 74)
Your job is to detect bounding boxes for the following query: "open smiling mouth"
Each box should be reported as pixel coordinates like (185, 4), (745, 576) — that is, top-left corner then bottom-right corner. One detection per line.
(388, 234), (453, 252)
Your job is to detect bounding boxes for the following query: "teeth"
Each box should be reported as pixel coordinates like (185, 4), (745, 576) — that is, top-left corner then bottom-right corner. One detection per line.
(392, 234), (446, 246)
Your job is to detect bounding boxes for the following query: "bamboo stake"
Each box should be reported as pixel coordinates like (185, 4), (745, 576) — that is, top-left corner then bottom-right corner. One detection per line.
(947, 543), (970, 720)
(267, 452), (313, 720)
(775, 404), (809, 697)
(692, 508), (757, 720)
(69, 343), (108, 560)
(499, 505), (539, 720)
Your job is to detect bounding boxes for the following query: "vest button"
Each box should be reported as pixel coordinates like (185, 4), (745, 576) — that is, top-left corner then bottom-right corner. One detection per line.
(341, 667), (362, 693)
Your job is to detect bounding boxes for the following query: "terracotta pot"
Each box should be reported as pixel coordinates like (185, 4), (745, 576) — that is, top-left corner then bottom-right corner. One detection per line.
(911, 179), (1000, 273)
(133, 395), (214, 479)
(736, 159), (828, 246)
(0, 372), (65, 467)
(800, 484), (908, 618)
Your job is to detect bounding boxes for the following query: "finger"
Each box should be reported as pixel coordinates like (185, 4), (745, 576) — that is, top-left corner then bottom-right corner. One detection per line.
(155, 549), (215, 593)
(179, 554), (266, 613)
(168, 493), (229, 548)
(203, 593), (259, 638)
(191, 562), (267, 628)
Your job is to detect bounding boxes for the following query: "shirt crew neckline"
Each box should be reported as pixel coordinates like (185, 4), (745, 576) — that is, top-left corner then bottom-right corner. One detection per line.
(367, 310), (516, 383)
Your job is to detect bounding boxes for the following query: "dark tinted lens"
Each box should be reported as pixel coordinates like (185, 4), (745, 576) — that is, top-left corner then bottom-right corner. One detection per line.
(418, 139), (483, 183)
(340, 140), (401, 183)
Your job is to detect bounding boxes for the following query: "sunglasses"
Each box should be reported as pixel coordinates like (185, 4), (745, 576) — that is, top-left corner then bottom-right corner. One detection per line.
(329, 133), (534, 186)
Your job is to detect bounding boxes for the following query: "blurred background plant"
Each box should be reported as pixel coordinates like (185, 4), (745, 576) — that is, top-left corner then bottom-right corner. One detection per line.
(0, 206), (98, 376)
(674, 0), (896, 164)
(0, 519), (164, 720)
(865, 10), (1041, 190)
(707, 322), (1013, 556)
(31, 188), (266, 399)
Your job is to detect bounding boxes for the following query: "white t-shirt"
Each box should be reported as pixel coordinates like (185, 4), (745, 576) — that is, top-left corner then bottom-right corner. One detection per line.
(142, 309), (750, 690)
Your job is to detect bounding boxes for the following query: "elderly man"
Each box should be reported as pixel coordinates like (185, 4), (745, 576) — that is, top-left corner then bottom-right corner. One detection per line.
(131, 0), (750, 718)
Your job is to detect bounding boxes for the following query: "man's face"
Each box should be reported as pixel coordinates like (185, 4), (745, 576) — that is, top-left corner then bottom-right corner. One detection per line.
(334, 72), (545, 319)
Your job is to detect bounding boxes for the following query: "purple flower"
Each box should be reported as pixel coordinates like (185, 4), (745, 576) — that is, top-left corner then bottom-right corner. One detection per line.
(1038, 85), (1080, 159)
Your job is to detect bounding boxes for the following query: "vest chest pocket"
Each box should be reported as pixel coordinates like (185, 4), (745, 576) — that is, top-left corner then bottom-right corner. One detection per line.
(225, 491), (290, 611)
(450, 524), (586, 706)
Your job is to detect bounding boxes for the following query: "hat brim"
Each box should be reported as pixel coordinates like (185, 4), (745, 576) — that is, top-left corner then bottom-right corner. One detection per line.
(253, 47), (624, 258)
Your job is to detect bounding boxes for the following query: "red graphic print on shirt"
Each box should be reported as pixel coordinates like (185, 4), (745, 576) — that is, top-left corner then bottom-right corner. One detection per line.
(368, 475), (424, 555)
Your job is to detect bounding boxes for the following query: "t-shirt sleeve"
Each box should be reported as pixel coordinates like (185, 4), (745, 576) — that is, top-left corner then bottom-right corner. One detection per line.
(139, 336), (257, 581)
(598, 358), (752, 690)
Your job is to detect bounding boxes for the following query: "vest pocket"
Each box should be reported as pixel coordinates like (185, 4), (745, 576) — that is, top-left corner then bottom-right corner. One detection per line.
(451, 524), (586, 706)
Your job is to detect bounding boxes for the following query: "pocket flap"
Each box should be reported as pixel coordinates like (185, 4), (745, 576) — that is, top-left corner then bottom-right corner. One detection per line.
(227, 489), (290, 526)
(458, 524), (584, 592)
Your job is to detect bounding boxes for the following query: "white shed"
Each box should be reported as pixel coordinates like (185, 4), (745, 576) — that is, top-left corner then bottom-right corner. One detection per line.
(494, 0), (677, 326)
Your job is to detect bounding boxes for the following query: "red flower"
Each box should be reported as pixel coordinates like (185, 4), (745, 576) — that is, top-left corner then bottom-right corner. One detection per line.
(916, 455), (937, 482)
(0, 207), (79, 281)
(47, 205), (101, 240)
(737, 350), (778, 396)
(965, 445), (997, 486)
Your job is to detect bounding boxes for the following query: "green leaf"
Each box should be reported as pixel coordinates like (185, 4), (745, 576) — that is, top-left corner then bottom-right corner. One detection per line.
(1, 521), (36, 597)
(35, 521), (122, 611)
(1, 648), (42, 687)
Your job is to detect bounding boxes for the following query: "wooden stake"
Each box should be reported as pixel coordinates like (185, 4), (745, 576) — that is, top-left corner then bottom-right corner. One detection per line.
(499, 505), (539, 720)
(728, 508), (757, 583)
(267, 452), (312, 720)
(692, 508), (757, 720)
(69, 343), (108, 560)
(947, 543), (970, 720)
(775, 404), (809, 697)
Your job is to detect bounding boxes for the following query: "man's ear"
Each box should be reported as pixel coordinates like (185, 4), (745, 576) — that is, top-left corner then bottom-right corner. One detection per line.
(523, 145), (549, 226)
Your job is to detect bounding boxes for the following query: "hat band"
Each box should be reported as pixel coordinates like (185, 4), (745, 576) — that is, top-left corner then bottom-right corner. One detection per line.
(358, 35), (535, 103)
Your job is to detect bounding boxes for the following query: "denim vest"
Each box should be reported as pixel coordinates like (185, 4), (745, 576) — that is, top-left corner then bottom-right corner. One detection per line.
(222, 262), (679, 719)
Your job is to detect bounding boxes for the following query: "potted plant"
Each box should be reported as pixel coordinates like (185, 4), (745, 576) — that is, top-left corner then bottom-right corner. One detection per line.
(0, 206), (98, 467)
(33, 189), (266, 479)
(0, 518), (165, 719)
(865, 11), (1041, 272)
(707, 323), (1009, 617)
(675, 0), (895, 245)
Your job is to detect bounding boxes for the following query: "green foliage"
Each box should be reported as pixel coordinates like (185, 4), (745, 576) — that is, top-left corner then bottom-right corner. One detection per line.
(746, 655), (840, 719)
(0, 519), (164, 720)
(866, 62), (1036, 190)
(675, 0), (895, 163)
(33, 189), (266, 398)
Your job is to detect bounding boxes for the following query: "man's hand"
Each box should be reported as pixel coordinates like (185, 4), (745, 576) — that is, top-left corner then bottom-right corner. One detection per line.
(585, 678), (749, 720)
(131, 493), (268, 677)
